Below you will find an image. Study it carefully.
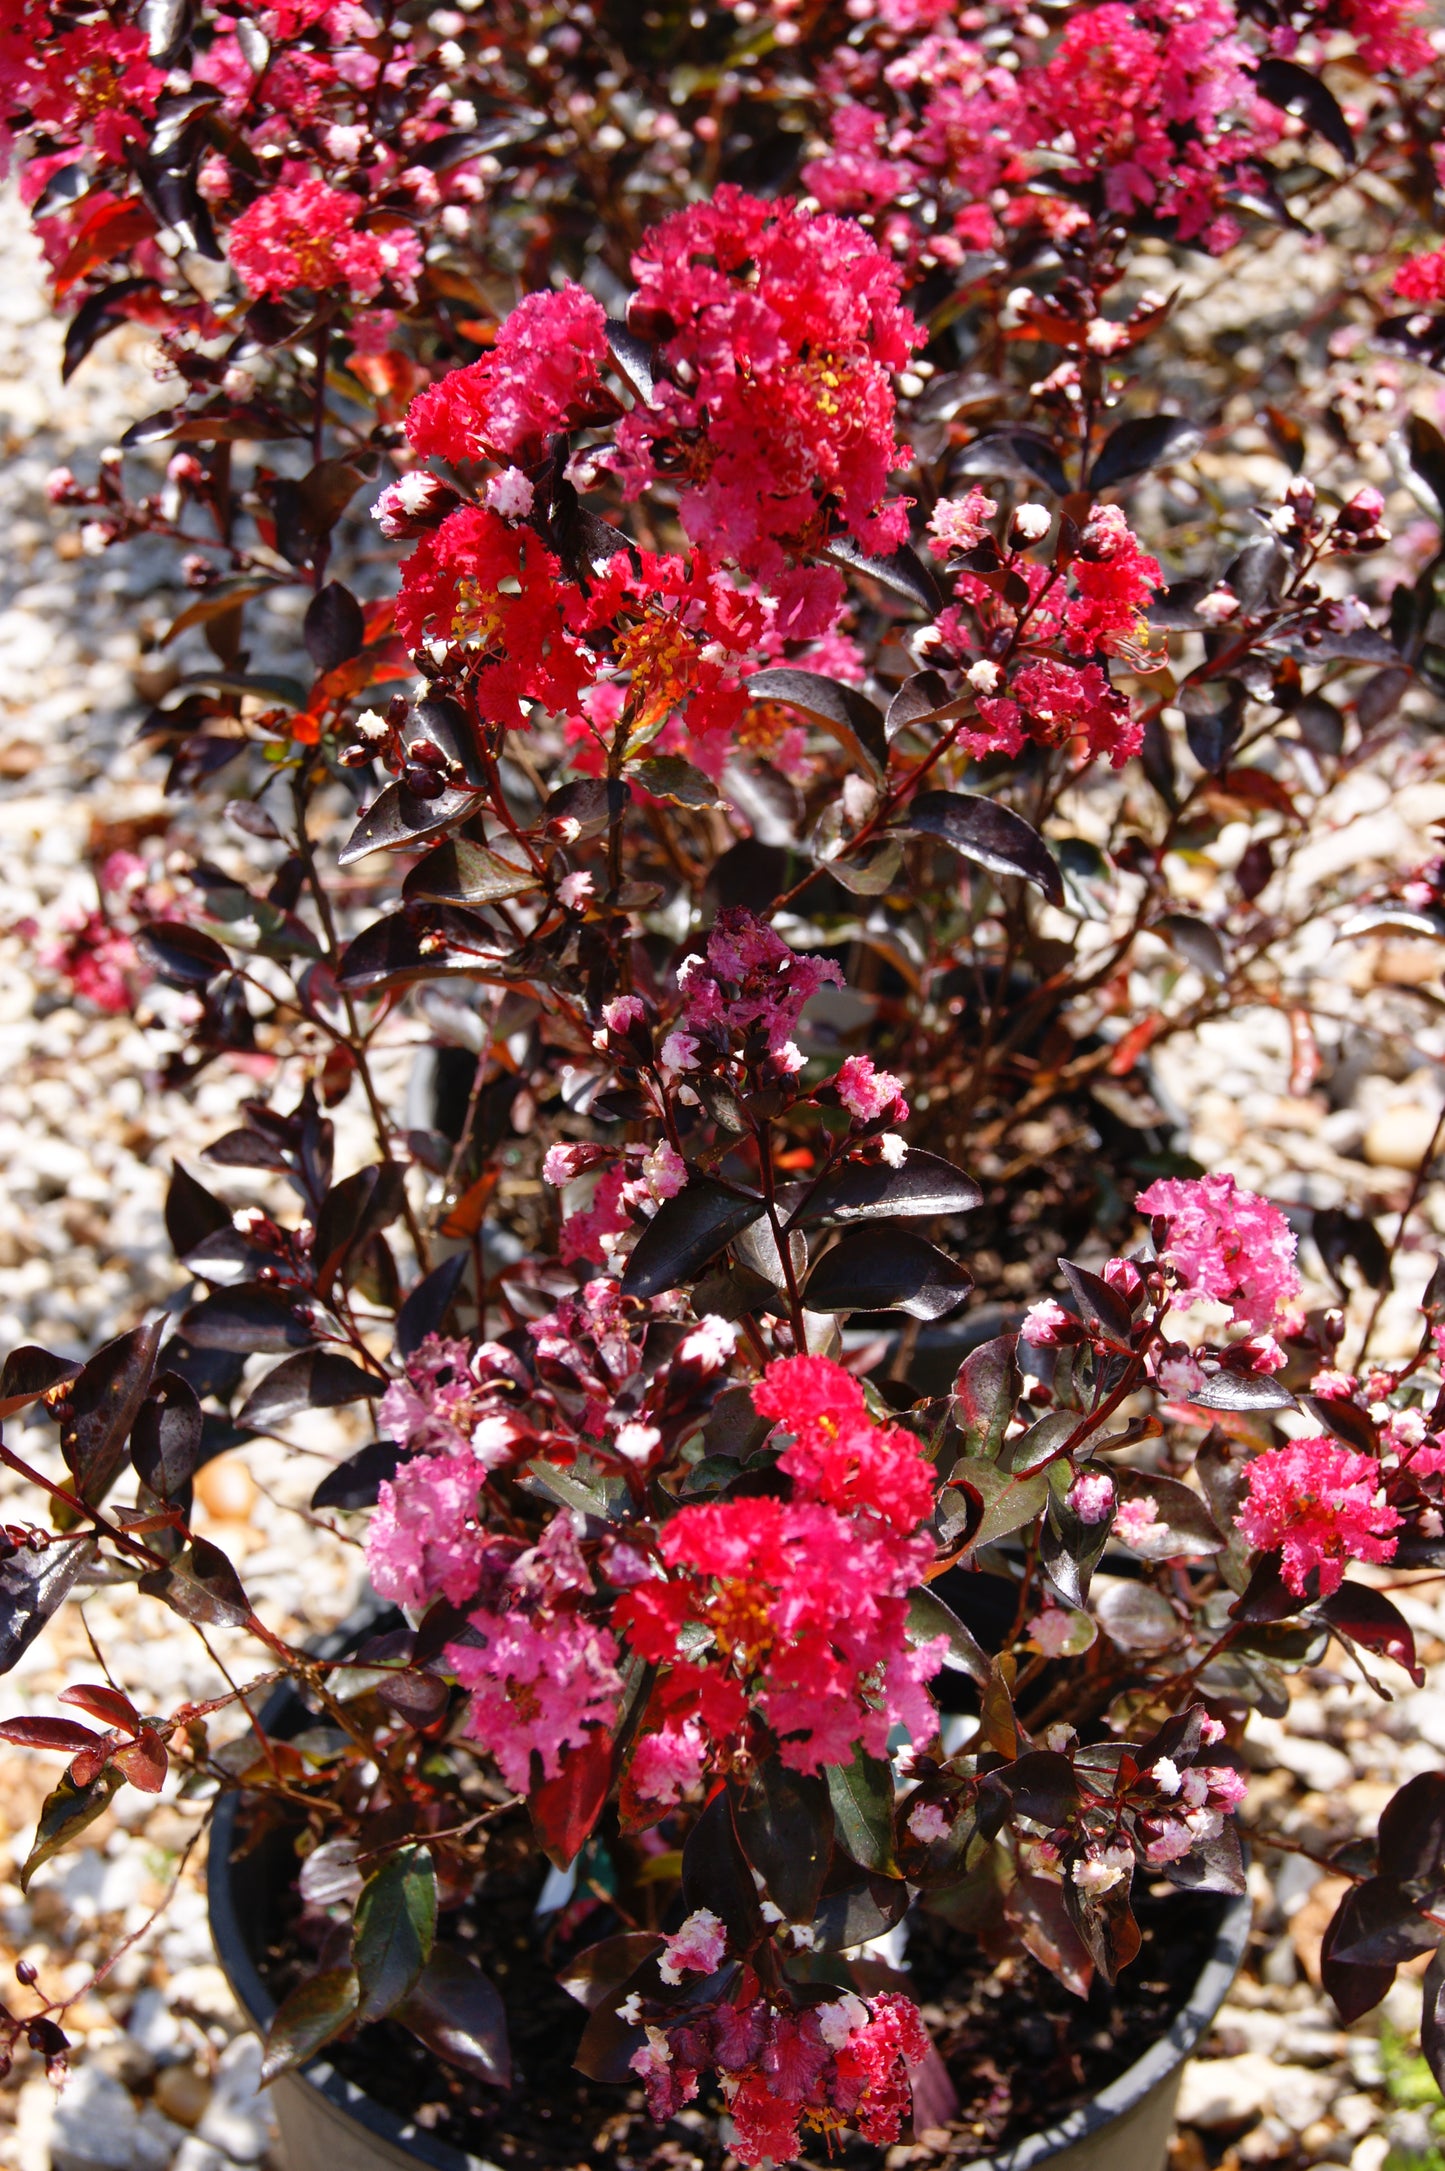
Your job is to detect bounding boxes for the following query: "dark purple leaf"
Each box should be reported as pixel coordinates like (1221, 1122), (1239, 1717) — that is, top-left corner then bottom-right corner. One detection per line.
(61, 1322), (163, 1510)
(411, 114), (543, 168)
(1058, 1258), (1135, 1340)
(821, 532), (943, 614)
(1156, 1821), (1247, 1895)
(1325, 1876), (1437, 1968)
(1321, 1894), (1397, 2024)
(1256, 58), (1355, 163)
(953, 430), (1069, 497)
(735, 1758), (833, 1923)
(1377, 1773), (1445, 1888)
(1187, 1370), (1299, 1413)
(682, 1787), (766, 1951)
(303, 582), (364, 672)
(398, 1947), (511, 2087)
(789, 1149), (981, 1226)
(1090, 414), (1204, 490)
(1113, 1471), (1226, 1560)
(138, 1537), (252, 1629)
(311, 1440), (408, 1512)
(604, 317), (655, 406)
(1301, 1393), (1379, 1455)
(1156, 912), (1229, 983)
(314, 1163), (407, 1298)
(179, 1285), (314, 1353)
(804, 1226), (972, 1320)
(396, 1252), (470, 1359)
(131, 1372), (203, 1498)
(898, 791), (1064, 906)
(402, 839), (538, 907)
(165, 1164), (232, 1262)
(1317, 1584), (1424, 1686)
(236, 1349), (383, 1429)
(885, 670), (951, 741)
(558, 1933), (664, 2012)
(63, 278), (162, 382)
(1000, 1750), (1079, 1824)
(134, 922), (230, 988)
(619, 1180), (765, 1301)
(337, 779), (476, 866)
(0, 1345), (81, 1420)
(0, 1543), (95, 1677)
(746, 667), (889, 779)
(336, 906), (507, 994)
(1422, 1942), (1445, 2098)
(544, 778), (631, 837)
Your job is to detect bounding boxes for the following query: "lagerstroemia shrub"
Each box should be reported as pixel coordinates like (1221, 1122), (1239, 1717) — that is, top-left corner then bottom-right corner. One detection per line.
(3, 0), (1445, 2150)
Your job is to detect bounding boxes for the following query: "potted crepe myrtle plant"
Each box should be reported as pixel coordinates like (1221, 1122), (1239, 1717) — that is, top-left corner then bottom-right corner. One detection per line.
(3, 0), (1445, 2164)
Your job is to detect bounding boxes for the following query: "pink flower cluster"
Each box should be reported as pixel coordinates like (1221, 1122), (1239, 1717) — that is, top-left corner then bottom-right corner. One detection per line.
(447, 1516), (623, 1789)
(1237, 1437), (1401, 1597)
(404, 284), (612, 466)
(633, 1985), (930, 2165)
(754, 1354), (936, 1533)
(615, 1355), (942, 1792)
(228, 178), (421, 303)
(609, 186), (919, 601)
(1136, 1172), (1302, 1336)
(664, 907), (845, 1080)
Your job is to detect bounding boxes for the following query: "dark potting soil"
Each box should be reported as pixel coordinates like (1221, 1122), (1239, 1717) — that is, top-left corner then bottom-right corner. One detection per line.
(252, 1821), (1224, 2171)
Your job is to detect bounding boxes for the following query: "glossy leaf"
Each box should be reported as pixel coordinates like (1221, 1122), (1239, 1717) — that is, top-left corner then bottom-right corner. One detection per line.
(1325, 1875), (1437, 1968)
(629, 755), (725, 809)
(354, 1846), (438, 2025)
(826, 1745), (897, 1875)
(338, 779), (476, 866)
(138, 1538), (252, 1629)
(789, 1149), (980, 1226)
(1090, 414), (1203, 490)
(898, 791), (1064, 906)
(61, 1321), (163, 1510)
(130, 1372), (203, 1498)
(821, 532), (943, 613)
(165, 1164), (232, 1262)
(529, 1727), (613, 1870)
(1256, 58), (1355, 163)
(402, 839), (539, 907)
(681, 1788), (766, 1951)
(620, 1180), (765, 1301)
(0, 1542), (95, 1678)
(906, 1586), (989, 1684)
(0, 1715), (103, 1754)
(134, 922), (231, 988)
(952, 1335), (1021, 1461)
(1156, 912), (1229, 983)
(20, 1766), (123, 1892)
(999, 1750), (1078, 1825)
(746, 667), (889, 779)
(58, 1682), (140, 1730)
(179, 1285), (313, 1353)
(398, 1946), (511, 2087)
(1375, 1771), (1445, 1886)
(1422, 1942), (1445, 2098)
(314, 1163), (407, 1297)
(237, 1349), (383, 1429)
(735, 1758), (834, 1923)
(558, 1932), (665, 2012)
(1186, 1370), (1298, 1413)
(261, 1968), (360, 2082)
(1317, 1584), (1424, 1686)
(0, 1344), (81, 1419)
(803, 1225), (971, 1319)
(396, 1252), (469, 1359)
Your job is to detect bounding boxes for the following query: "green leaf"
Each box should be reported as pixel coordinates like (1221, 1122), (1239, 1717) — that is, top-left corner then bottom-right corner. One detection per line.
(21, 1767), (123, 1892)
(353, 1846), (437, 2024)
(827, 1746), (897, 1874)
(947, 1457), (1049, 1547)
(260, 1968), (360, 2081)
(628, 754), (725, 809)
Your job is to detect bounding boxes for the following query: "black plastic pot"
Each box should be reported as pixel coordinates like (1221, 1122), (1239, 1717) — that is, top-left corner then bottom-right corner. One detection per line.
(210, 1793), (1250, 2171)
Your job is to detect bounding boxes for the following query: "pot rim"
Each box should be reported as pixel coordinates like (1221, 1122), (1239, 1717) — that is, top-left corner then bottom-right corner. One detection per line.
(206, 1609), (1252, 2171)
